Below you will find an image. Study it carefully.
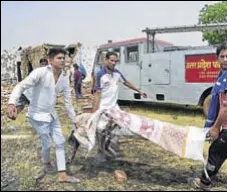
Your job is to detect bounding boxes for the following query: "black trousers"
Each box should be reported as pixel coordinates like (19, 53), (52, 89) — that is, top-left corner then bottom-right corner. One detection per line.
(17, 61), (22, 82)
(201, 129), (227, 185)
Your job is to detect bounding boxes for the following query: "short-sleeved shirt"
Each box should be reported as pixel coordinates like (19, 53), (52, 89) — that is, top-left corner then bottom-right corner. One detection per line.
(94, 65), (127, 110)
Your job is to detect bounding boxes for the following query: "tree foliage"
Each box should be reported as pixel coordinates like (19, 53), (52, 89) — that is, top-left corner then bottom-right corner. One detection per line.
(199, 1), (227, 45)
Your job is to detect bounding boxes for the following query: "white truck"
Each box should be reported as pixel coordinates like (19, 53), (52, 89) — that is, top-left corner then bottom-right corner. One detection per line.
(92, 23), (227, 115)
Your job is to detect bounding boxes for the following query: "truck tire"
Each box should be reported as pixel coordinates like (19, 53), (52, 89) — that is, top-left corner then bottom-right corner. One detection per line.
(203, 94), (212, 118)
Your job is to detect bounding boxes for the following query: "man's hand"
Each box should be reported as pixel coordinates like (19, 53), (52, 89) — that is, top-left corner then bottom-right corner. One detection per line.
(7, 104), (17, 120)
(209, 126), (220, 141)
(73, 122), (80, 130)
(139, 90), (147, 98)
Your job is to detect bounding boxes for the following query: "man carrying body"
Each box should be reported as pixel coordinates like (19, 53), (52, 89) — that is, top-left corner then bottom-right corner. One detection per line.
(92, 51), (147, 161)
(190, 43), (227, 190)
(7, 48), (80, 183)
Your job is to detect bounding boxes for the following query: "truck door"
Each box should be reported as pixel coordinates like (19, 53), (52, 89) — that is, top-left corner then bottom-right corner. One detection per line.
(142, 52), (171, 85)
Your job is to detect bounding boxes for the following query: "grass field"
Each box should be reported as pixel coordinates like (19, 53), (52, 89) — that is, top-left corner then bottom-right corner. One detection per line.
(1, 97), (226, 191)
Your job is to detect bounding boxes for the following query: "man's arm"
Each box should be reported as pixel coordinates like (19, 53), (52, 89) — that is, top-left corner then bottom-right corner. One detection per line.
(7, 68), (42, 119)
(213, 107), (227, 129)
(124, 81), (147, 98)
(8, 69), (41, 105)
(209, 103), (227, 140)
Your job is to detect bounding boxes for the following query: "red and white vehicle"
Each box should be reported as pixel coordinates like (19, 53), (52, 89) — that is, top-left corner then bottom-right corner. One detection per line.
(92, 23), (227, 114)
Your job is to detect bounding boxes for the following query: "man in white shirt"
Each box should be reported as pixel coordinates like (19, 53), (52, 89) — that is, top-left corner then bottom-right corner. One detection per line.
(7, 48), (80, 183)
(92, 51), (147, 162)
(93, 52), (147, 112)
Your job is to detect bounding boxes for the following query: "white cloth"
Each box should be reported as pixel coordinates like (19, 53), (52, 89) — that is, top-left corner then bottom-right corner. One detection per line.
(74, 108), (209, 162)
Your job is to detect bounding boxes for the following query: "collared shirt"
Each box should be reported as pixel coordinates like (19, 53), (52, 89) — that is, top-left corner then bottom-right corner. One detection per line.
(94, 65), (127, 110)
(9, 64), (76, 123)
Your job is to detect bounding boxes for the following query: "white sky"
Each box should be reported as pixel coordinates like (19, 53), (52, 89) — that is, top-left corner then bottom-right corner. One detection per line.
(1, 1), (219, 51)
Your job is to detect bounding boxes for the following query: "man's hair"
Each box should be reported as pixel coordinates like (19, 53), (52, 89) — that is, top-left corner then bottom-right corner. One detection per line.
(216, 42), (227, 57)
(48, 48), (66, 59)
(39, 58), (48, 64)
(106, 51), (118, 59)
(73, 63), (79, 69)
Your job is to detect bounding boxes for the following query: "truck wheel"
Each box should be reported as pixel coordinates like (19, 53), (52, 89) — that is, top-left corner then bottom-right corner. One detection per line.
(203, 95), (212, 118)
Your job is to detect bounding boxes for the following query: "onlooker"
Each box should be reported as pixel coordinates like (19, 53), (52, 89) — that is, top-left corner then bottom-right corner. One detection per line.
(73, 63), (83, 100)
(16, 46), (23, 82)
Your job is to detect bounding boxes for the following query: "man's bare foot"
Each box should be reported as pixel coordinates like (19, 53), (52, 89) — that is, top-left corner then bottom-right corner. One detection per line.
(58, 172), (80, 183)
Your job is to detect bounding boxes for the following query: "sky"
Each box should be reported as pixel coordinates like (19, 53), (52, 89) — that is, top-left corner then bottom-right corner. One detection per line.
(1, 1), (219, 51)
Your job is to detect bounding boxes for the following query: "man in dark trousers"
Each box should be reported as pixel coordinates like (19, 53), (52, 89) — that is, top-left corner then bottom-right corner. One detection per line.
(16, 46), (23, 82)
(73, 63), (83, 100)
(190, 42), (227, 191)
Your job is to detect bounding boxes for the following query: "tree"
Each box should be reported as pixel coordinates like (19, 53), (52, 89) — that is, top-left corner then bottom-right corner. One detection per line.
(199, 1), (227, 45)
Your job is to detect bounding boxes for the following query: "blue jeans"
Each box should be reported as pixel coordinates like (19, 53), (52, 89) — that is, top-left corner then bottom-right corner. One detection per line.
(28, 117), (66, 171)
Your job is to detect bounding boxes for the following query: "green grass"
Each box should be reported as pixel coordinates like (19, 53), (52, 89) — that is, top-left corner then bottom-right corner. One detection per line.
(1, 96), (226, 191)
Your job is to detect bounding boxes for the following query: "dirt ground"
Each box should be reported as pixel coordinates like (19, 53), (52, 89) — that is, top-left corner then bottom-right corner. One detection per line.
(1, 90), (227, 191)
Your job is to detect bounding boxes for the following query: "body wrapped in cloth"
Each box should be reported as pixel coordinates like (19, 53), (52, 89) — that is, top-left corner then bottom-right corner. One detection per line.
(73, 107), (209, 162)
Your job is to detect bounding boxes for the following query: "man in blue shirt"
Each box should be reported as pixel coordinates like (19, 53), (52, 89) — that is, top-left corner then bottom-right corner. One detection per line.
(190, 42), (227, 191)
